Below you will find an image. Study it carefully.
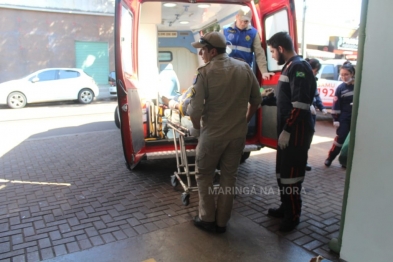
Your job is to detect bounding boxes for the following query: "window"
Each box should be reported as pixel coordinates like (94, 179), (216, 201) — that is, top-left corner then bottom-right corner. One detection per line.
(320, 65), (335, 80)
(109, 71), (116, 81)
(158, 51), (173, 62)
(37, 70), (57, 81)
(264, 10), (290, 72)
(121, 5), (133, 74)
(59, 70), (80, 79)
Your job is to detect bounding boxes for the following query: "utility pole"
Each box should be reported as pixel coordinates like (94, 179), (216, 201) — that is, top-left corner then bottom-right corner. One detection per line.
(301, 0), (307, 58)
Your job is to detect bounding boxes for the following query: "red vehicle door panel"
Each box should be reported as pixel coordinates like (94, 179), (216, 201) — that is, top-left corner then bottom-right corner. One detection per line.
(257, 0), (298, 149)
(115, 0), (145, 169)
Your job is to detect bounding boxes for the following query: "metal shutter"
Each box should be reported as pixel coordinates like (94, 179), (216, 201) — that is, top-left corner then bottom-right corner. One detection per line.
(75, 41), (109, 85)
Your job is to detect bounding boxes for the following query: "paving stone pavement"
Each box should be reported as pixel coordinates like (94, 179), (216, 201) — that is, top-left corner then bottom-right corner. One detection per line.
(0, 120), (345, 262)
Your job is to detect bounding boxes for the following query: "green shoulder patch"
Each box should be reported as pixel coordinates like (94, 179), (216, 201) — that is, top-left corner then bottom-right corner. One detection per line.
(296, 71), (305, 77)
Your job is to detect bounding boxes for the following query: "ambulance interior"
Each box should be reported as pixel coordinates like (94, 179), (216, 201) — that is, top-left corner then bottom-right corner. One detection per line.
(140, 2), (245, 93)
(116, 0), (296, 165)
(133, 2), (262, 141)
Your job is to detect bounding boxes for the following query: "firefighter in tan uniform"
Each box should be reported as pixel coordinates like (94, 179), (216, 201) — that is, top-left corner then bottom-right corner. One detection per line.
(187, 32), (261, 233)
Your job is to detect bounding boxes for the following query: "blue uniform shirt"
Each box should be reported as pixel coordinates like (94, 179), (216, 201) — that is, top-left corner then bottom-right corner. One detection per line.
(223, 24), (257, 66)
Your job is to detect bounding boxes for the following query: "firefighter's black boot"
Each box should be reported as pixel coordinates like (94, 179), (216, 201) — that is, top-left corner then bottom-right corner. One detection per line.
(268, 179), (285, 218)
(325, 145), (341, 167)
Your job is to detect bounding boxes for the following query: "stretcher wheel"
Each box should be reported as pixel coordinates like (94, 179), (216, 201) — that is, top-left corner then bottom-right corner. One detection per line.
(181, 193), (190, 206)
(171, 174), (178, 187)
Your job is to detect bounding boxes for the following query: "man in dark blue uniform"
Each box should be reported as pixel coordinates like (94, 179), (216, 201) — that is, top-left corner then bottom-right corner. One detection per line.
(266, 32), (316, 232)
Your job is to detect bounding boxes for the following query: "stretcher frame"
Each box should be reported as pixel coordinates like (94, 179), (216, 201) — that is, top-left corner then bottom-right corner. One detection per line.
(166, 110), (221, 206)
(166, 118), (197, 206)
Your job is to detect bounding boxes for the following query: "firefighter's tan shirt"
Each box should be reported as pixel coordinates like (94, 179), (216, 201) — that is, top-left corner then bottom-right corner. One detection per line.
(188, 53), (261, 140)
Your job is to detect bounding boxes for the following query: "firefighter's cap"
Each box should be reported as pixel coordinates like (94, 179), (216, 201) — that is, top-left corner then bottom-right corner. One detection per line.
(191, 31), (227, 49)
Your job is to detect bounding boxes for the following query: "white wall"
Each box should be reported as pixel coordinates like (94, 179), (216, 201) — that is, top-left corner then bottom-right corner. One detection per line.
(158, 47), (198, 93)
(138, 2), (161, 100)
(341, 0), (393, 261)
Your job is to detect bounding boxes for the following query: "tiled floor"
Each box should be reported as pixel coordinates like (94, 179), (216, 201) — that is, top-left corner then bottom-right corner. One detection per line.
(0, 120), (345, 262)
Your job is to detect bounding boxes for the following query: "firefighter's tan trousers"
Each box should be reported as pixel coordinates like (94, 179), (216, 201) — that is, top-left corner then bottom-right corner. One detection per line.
(195, 136), (245, 227)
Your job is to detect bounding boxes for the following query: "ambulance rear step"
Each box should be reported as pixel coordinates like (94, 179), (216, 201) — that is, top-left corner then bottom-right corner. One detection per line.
(145, 144), (261, 160)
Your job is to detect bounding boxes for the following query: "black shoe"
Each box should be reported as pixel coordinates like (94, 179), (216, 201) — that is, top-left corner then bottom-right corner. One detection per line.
(324, 159), (332, 167)
(305, 163), (312, 171)
(268, 206), (285, 218)
(341, 165), (346, 169)
(216, 225), (226, 234)
(193, 216), (215, 232)
(279, 218), (300, 232)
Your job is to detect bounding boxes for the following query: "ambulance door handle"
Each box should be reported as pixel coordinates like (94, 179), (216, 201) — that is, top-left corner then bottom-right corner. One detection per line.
(117, 79), (127, 97)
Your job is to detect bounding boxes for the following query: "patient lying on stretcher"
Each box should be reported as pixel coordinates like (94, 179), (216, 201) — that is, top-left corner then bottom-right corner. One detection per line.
(161, 86), (275, 138)
(161, 86), (199, 136)
(161, 85), (193, 114)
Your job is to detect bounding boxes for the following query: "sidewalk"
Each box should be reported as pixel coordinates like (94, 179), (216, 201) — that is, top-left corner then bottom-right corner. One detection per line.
(0, 120), (344, 262)
(44, 212), (315, 262)
(96, 84), (117, 101)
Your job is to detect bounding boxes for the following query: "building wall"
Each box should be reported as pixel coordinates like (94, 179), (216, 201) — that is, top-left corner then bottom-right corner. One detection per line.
(0, 0), (115, 14)
(0, 8), (114, 83)
(297, 21), (357, 46)
(340, 0), (393, 261)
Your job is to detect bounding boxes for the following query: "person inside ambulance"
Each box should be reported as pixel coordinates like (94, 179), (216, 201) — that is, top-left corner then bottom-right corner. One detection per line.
(223, 6), (274, 80)
(158, 63), (180, 100)
(162, 84), (274, 137)
(160, 44), (212, 131)
(161, 86), (195, 131)
(161, 85), (193, 118)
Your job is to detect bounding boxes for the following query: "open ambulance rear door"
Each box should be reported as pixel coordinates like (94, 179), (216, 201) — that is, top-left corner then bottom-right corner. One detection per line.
(258, 0), (298, 149)
(114, 0), (144, 169)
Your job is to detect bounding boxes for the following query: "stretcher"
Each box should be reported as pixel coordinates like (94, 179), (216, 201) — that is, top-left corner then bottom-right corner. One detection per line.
(166, 114), (220, 206)
(167, 119), (195, 206)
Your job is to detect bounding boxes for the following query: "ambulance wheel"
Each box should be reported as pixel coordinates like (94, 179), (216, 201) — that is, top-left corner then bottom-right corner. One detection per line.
(181, 193), (190, 206)
(171, 174), (178, 187)
(114, 106), (120, 129)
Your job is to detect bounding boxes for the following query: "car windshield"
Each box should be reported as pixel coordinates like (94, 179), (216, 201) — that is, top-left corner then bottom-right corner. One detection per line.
(317, 64), (335, 80)
(110, 72), (116, 80)
(22, 71), (40, 80)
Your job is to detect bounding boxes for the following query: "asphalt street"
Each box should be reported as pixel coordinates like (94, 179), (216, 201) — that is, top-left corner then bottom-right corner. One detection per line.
(0, 99), (118, 158)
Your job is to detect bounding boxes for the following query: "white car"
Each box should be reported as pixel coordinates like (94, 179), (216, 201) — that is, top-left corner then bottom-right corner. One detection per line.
(108, 71), (117, 97)
(0, 68), (99, 109)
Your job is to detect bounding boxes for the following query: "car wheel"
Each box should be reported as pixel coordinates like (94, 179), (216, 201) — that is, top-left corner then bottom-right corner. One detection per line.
(114, 106), (120, 129)
(78, 88), (94, 104)
(7, 92), (27, 109)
